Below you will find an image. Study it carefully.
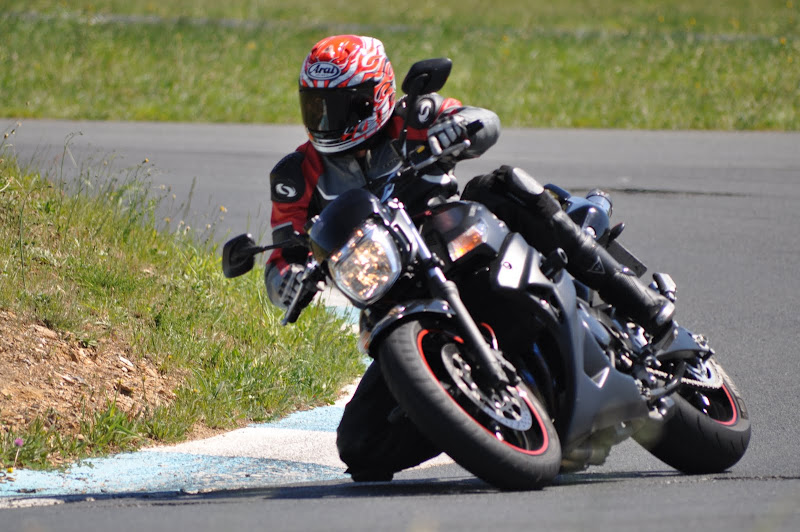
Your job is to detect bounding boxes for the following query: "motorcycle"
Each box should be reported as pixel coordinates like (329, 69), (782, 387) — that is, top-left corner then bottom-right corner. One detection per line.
(222, 58), (750, 490)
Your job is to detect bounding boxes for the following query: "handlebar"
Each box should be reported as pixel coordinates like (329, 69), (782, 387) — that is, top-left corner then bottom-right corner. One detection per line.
(375, 118), (484, 199)
(411, 119), (484, 170)
(278, 119), (486, 325)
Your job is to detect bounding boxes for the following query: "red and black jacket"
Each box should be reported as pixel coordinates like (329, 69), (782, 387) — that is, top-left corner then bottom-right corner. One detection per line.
(267, 94), (499, 272)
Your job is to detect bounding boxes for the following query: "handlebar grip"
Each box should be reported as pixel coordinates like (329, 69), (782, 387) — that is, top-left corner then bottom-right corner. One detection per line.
(283, 309), (302, 324)
(281, 271), (322, 325)
(281, 289), (305, 325)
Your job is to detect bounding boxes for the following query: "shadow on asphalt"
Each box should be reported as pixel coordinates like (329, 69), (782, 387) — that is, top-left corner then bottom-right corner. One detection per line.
(14, 469), (688, 507)
(3, 471), (686, 505)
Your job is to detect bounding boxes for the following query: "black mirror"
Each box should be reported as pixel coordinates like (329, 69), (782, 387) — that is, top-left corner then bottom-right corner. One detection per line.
(401, 58), (452, 96)
(222, 233), (260, 278)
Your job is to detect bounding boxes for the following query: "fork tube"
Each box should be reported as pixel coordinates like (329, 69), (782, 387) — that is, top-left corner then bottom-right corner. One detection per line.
(393, 203), (511, 384)
(425, 265), (512, 386)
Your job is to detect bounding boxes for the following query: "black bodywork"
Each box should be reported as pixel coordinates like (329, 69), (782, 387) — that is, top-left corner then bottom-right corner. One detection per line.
(303, 187), (709, 461)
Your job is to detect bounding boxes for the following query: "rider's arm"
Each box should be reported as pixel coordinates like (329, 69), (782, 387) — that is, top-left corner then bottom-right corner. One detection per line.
(442, 105), (501, 159)
(390, 94), (500, 165)
(265, 145), (317, 309)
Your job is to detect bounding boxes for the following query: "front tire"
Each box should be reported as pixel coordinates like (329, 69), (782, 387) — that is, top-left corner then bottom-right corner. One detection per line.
(634, 358), (750, 473)
(378, 318), (561, 490)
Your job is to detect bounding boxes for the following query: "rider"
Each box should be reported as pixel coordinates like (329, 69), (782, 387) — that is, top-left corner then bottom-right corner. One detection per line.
(264, 35), (675, 481)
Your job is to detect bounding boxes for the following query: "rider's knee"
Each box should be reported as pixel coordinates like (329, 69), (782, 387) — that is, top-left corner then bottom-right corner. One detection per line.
(463, 165), (559, 219)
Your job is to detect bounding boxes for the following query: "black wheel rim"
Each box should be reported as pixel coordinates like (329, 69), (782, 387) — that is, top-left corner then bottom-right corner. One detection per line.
(680, 360), (738, 425)
(416, 328), (551, 455)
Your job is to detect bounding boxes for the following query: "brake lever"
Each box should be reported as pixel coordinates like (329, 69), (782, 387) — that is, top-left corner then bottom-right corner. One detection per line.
(410, 118), (484, 170)
(410, 139), (472, 171)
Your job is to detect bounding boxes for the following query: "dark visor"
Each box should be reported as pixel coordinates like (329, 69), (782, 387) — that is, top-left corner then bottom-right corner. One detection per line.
(300, 81), (374, 135)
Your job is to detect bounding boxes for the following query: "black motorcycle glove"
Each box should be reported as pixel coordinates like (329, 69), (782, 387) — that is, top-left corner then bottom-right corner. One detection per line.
(278, 263), (315, 310)
(428, 115), (468, 171)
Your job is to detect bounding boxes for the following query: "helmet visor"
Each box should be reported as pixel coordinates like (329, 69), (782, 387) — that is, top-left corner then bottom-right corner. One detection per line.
(300, 81), (375, 137)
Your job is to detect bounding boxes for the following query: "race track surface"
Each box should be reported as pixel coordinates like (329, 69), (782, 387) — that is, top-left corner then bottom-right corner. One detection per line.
(2, 120), (799, 531)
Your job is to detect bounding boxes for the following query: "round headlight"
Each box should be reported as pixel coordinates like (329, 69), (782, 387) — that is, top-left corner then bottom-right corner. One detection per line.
(328, 220), (403, 306)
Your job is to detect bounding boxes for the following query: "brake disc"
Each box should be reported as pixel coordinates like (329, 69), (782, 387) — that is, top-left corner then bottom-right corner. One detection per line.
(440, 344), (533, 431)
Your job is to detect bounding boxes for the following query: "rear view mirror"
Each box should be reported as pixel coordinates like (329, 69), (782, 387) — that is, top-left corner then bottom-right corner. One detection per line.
(395, 58), (453, 151)
(222, 233), (260, 278)
(401, 58), (452, 96)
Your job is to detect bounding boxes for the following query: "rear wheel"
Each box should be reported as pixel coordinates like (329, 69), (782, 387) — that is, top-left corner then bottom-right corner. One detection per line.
(379, 318), (561, 490)
(634, 358), (750, 473)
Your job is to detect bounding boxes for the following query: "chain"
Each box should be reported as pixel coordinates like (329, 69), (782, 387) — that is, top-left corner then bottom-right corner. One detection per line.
(646, 359), (724, 390)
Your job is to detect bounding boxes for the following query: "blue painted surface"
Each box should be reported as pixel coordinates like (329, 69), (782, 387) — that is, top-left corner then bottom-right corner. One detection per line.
(0, 397), (350, 498)
(267, 406), (345, 432)
(0, 453), (346, 497)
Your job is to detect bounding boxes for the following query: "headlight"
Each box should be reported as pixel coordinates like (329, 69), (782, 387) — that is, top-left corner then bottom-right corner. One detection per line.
(328, 219), (403, 306)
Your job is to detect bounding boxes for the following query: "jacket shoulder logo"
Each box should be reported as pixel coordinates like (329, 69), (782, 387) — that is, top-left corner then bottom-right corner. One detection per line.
(275, 182), (298, 200)
(417, 98), (434, 126)
(307, 62), (341, 80)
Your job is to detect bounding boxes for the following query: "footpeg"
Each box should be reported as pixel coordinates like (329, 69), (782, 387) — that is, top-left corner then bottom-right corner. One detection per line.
(652, 272), (677, 302)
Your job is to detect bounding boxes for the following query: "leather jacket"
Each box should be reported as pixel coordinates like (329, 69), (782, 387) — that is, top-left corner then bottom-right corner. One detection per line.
(265, 94), (500, 307)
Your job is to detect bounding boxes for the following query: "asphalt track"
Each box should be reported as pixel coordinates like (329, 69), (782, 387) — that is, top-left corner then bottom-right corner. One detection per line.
(2, 120), (800, 531)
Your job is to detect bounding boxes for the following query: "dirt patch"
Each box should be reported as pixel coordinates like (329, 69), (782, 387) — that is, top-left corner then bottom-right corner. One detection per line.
(0, 309), (183, 458)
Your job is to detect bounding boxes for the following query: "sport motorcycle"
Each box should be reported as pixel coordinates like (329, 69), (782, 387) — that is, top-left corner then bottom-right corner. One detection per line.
(222, 58), (750, 489)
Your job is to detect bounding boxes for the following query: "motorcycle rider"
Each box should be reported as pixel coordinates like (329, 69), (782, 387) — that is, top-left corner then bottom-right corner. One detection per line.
(264, 35), (675, 481)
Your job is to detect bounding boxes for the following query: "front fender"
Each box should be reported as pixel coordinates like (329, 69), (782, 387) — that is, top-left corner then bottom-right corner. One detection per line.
(359, 299), (455, 355)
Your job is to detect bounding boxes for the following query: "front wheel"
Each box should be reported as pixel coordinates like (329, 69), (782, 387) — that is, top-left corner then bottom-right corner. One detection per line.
(378, 318), (561, 490)
(634, 357), (751, 473)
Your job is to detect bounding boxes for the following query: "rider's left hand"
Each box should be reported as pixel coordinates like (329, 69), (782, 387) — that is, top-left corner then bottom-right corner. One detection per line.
(428, 115), (468, 157)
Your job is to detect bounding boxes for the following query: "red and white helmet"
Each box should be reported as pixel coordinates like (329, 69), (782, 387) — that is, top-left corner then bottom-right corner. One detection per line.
(299, 35), (396, 154)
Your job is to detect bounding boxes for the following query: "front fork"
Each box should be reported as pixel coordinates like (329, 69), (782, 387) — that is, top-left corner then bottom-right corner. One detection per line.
(426, 267), (518, 387)
(389, 199), (517, 387)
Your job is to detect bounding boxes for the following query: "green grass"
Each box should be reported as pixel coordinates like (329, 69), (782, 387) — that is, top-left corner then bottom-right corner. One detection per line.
(0, 0), (797, 470)
(1, 1), (797, 129)
(0, 133), (364, 469)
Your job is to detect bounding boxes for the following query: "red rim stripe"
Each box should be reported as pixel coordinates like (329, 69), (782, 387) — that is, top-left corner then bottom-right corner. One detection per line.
(714, 383), (738, 426)
(416, 329), (550, 456)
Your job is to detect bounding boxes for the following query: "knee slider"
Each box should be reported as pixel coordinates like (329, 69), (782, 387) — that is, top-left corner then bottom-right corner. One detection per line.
(503, 166), (545, 197)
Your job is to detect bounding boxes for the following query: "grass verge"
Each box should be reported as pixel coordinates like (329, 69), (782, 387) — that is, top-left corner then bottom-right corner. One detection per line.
(1, 1), (797, 129)
(0, 128), (363, 470)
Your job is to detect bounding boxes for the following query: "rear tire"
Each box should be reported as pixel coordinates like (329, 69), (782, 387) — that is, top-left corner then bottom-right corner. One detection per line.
(634, 358), (750, 473)
(379, 318), (561, 490)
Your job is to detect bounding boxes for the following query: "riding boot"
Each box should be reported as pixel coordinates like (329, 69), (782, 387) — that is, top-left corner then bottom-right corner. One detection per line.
(466, 166), (675, 338)
(547, 207), (675, 337)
